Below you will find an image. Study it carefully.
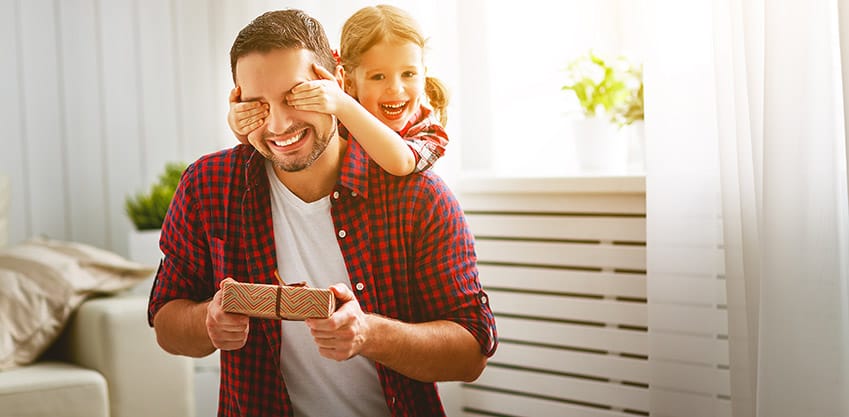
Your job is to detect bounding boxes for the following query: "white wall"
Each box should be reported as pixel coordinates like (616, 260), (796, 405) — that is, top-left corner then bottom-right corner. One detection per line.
(457, 0), (644, 177)
(1, 0), (237, 255)
(0, 0), (636, 256)
(0, 0), (457, 256)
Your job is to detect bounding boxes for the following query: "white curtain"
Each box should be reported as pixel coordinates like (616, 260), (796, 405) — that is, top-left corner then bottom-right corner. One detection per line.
(645, 1), (849, 416)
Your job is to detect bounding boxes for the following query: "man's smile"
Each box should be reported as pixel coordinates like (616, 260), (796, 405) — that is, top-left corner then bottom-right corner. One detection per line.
(268, 128), (309, 150)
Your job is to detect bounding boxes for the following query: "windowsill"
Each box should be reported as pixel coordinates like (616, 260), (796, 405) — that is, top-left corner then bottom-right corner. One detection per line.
(457, 171), (646, 194)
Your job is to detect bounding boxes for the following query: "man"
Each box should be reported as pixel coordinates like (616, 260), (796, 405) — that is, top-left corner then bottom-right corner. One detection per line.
(148, 9), (497, 417)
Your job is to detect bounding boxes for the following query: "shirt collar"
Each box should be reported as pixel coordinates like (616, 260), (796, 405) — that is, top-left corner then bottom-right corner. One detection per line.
(244, 145), (267, 188)
(337, 137), (369, 199)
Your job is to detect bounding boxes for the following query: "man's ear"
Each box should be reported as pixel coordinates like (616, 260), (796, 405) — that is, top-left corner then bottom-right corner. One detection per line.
(340, 66), (357, 98)
(335, 65), (345, 89)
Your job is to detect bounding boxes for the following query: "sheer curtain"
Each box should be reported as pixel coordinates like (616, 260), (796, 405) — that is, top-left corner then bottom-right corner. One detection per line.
(645, 1), (849, 416)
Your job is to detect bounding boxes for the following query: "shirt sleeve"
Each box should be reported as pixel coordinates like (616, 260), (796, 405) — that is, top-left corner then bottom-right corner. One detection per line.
(147, 162), (214, 325)
(410, 175), (498, 356)
(399, 106), (449, 174)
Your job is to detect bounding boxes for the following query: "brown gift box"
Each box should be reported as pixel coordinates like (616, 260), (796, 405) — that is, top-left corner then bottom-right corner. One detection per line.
(220, 280), (336, 320)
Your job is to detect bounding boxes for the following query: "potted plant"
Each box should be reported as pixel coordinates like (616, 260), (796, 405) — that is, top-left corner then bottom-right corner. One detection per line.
(562, 50), (643, 171)
(124, 162), (186, 269)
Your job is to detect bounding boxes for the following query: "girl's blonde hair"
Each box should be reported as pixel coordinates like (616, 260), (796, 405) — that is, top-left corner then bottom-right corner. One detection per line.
(340, 5), (449, 126)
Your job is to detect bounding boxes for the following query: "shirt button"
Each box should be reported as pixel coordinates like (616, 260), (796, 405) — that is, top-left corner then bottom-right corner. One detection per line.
(338, 229), (347, 238)
(355, 282), (365, 291)
(332, 191), (340, 199)
(481, 295), (488, 304)
(351, 191), (358, 197)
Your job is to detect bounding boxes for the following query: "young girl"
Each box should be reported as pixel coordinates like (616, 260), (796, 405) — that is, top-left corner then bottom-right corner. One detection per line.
(227, 4), (449, 176)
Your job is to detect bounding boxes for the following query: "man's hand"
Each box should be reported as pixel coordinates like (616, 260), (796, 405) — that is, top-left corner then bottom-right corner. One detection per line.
(305, 283), (370, 361)
(206, 278), (251, 351)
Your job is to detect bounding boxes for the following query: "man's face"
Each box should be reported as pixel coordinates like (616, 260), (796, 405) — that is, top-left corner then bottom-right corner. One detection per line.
(236, 48), (336, 172)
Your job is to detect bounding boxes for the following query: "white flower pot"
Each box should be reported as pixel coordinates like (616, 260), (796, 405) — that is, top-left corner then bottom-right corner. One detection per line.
(626, 120), (646, 173)
(127, 229), (163, 295)
(128, 229), (163, 266)
(572, 118), (627, 173)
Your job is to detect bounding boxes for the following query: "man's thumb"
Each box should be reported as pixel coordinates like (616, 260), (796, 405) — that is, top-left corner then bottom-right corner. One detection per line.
(330, 283), (354, 303)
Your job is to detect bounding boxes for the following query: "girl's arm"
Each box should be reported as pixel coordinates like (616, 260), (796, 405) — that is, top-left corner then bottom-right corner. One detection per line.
(287, 64), (417, 176)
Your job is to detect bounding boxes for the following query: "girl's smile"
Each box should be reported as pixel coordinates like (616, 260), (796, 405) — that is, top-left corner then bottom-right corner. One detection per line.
(346, 41), (425, 132)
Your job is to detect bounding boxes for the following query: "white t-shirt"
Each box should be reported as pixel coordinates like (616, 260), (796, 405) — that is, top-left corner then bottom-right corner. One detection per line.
(266, 161), (391, 417)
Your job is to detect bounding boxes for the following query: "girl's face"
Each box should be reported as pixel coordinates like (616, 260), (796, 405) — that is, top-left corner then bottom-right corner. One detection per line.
(345, 40), (426, 132)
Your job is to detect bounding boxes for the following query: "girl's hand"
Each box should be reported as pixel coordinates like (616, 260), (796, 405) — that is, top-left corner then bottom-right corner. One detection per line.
(286, 64), (351, 115)
(227, 86), (268, 144)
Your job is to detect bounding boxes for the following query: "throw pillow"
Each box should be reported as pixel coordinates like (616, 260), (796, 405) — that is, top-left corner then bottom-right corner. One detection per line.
(0, 237), (155, 370)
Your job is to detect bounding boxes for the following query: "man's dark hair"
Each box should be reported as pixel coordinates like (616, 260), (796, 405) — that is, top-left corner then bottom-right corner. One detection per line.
(230, 9), (336, 82)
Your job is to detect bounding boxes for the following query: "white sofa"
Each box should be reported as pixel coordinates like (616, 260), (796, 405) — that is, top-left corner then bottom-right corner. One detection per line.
(0, 295), (195, 417)
(0, 175), (195, 416)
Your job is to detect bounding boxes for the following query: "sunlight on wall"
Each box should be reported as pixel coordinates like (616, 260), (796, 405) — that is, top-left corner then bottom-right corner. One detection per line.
(466, 0), (645, 176)
(294, 1), (646, 179)
(264, 1), (644, 179)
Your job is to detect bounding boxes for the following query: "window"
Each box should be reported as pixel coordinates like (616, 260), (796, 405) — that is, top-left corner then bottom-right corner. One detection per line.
(454, 0), (645, 176)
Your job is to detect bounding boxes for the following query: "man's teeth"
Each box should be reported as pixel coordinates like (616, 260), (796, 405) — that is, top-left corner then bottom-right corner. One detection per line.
(273, 130), (306, 147)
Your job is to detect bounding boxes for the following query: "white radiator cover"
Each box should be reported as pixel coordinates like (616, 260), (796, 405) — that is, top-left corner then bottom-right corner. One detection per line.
(457, 175), (647, 417)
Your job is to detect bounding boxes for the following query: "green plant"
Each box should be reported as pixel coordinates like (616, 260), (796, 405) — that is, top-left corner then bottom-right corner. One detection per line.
(562, 50), (643, 126)
(125, 162), (187, 230)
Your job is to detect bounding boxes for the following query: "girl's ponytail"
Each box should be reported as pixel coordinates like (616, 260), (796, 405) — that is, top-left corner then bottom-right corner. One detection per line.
(425, 76), (449, 126)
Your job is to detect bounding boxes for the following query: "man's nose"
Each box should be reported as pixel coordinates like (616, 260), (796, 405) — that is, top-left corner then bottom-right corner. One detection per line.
(266, 104), (293, 135)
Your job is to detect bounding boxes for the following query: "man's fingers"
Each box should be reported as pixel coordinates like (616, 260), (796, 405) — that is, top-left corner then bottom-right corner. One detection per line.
(330, 283), (355, 303)
(217, 325), (249, 337)
(215, 320), (249, 332)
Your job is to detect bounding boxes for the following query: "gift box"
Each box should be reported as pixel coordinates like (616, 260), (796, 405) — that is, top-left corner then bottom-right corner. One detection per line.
(220, 280), (336, 320)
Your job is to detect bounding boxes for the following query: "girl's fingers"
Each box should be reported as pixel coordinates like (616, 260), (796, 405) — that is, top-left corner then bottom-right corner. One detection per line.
(290, 80), (322, 94)
(312, 63), (335, 80)
(237, 104), (268, 118)
(242, 119), (263, 131)
(235, 119), (263, 136)
(240, 113), (266, 128)
(287, 96), (321, 110)
(234, 101), (265, 112)
(228, 86), (240, 103)
(288, 85), (325, 104)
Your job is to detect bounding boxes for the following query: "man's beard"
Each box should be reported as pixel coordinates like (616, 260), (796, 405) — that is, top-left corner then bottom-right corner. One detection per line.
(266, 118), (337, 172)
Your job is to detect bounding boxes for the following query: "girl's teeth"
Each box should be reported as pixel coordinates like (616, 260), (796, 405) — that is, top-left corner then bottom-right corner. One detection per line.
(381, 103), (405, 116)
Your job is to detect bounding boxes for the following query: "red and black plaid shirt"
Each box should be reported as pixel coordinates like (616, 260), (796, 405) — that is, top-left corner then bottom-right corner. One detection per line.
(338, 104), (449, 174)
(148, 139), (496, 417)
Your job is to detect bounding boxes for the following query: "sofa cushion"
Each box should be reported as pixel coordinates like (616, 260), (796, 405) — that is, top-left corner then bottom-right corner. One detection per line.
(0, 238), (155, 370)
(0, 361), (108, 417)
